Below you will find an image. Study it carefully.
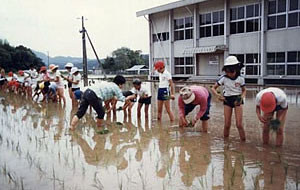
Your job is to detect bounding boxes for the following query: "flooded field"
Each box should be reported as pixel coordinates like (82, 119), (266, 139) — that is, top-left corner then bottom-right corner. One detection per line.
(0, 81), (300, 190)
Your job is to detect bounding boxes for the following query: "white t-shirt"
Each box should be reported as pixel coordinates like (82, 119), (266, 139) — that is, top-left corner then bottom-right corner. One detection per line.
(255, 87), (288, 109)
(158, 70), (172, 88)
(217, 75), (245, 97)
(72, 73), (81, 89)
(17, 76), (25, 83)
(53, 70), (64, 88)
(29, 69), (38, 79)
(132, 83), (151, 97)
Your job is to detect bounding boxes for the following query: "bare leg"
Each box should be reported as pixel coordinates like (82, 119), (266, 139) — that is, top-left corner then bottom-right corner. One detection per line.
(202, 120), (208, 133)
(70, 115), (79, 130)
(234, 105), (246, 141)
(144, 104), (149, 119)
(262, 112), (273, 144)
(275, 109), (287, 146)
(137, 103), (142, 119)
(157, 100), (163, 120)
(164, 100), (175, 121)
(224, 105), (233, 138)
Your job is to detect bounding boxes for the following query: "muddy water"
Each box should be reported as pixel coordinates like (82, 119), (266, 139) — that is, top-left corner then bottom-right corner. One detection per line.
(0, 82), (300, 190)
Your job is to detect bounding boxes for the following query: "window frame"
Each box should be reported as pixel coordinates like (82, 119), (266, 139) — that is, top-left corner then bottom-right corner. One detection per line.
(174, 17), (194, 41)
(199, 10), (225, 38)
(230, 3), (261, 35)
(174, 57), (194, 75)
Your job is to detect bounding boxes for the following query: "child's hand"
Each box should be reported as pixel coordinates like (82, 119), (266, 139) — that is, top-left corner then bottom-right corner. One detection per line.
(217, 95), (225, 101)
(170, 95), (175, 100)
(192, 118), (198, 126)
(258, 115), (267, 123)
(179, 116), (188, 127)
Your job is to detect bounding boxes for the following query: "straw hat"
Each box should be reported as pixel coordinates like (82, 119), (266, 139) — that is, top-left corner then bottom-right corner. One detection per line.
(49, 64), (58, 71)
(179, 87), (195, 104)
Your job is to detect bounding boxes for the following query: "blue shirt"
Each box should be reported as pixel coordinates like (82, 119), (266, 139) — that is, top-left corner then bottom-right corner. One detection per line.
(88, 81), (125, 102)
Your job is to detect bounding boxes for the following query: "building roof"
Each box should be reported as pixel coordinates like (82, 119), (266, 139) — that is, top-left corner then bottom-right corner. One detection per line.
(136, 0), (208, 17)
(126, 65), (149, 71)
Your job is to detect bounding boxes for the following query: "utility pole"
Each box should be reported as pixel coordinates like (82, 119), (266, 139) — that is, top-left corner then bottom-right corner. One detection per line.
(80, 16), (88, 86)
(47, 51), (49, 68)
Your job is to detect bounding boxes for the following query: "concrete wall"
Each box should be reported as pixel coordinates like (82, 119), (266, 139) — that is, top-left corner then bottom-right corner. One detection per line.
(229, 32), (261, 54)
(198, 0), (224, 13)
(153, 41), (170, 58)
(266, 28), (300, 52)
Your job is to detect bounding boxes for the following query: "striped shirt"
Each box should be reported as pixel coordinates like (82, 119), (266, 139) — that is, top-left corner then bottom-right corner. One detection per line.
(88, 81), (125, 102)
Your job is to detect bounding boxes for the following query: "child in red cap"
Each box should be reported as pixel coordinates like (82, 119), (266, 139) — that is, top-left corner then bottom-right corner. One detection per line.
(256, 87), (288, 146)
(154, 61), (175, 121)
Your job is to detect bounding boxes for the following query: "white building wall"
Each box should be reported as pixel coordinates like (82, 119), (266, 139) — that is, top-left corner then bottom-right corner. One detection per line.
(266, 28), (300, 52)
(153, 42), (170, 58)
(174, 40), (194, 57)
(173, 6), (194, 19)
(198, 0), (224, 13)
(229, 32), (261, 54)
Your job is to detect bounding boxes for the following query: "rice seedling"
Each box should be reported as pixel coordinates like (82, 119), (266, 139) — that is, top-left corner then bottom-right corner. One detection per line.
(231, 167), (236, 186)
(92, 172), (104, 190)
(81, 163), (86, 177)
(252, 175), (260, 190)
(283, 161), (289, 176)
(138, 169), (147, 190)
(269, 119), (281, 132)
(197, 176), (205, 189)
(270, 167), (274, 184)
(2, 163), (7, 176)
(296, 166), (299, 190)
(20, 177), (24, 190)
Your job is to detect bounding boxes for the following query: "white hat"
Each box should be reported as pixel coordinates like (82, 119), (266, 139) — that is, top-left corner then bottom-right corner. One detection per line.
(65, 62), (74, 68)
(224, 56), (240, 66)
(71, 67), (79, 75)
(179, 87), (195, 104)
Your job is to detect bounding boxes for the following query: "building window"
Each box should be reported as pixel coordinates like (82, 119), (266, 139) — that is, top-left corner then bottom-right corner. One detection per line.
(267, 52), (286, 75)
(200, 10), (224, 38)
(230, 3), (260, 34)
(288, 0), (300, 27)
(174, 17), (193, 41)
(231, 54), (261, 76)
(175, 57), (194, 75)
(268, 0), (300, 29)
(153, 32), (169, 43)
(287, 51), (300, 75)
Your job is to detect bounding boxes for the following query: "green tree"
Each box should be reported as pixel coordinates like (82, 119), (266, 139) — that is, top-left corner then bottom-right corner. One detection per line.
(102, 47), (147, 73)
(0, 39), (44, 72)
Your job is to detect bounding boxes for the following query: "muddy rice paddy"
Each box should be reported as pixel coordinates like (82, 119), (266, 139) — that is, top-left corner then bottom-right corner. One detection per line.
(0, 81), (300, 190)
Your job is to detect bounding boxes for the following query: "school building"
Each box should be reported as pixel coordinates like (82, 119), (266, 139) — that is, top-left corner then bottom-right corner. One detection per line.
(137, 0), (300, 85)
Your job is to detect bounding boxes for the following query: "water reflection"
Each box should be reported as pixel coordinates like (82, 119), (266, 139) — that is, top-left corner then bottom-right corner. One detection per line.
(0, 84), (300, 189)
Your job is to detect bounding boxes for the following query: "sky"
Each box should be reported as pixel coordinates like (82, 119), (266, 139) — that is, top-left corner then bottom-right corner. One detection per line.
(0, 0), (176, 58)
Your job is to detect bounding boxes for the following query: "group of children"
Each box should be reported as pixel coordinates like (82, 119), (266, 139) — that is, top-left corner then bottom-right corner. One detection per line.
(0, 63), (82, 106)
(0, 56), (289, 146)
(153, 56), (288, 146)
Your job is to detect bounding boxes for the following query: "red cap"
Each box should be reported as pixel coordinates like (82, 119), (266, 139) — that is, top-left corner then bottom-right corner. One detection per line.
(18, 70), (24, 75)
(40, 66), (47, 72)
(154, 61), (165, 70)
(8, 72), (13, 77)
(260, 92), (276, 113)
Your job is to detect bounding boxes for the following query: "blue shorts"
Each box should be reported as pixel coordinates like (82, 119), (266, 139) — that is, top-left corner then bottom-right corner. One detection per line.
(184, 92), (211, 121)
(157, 88), (170, 101)
(274, 105), (288, 112)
